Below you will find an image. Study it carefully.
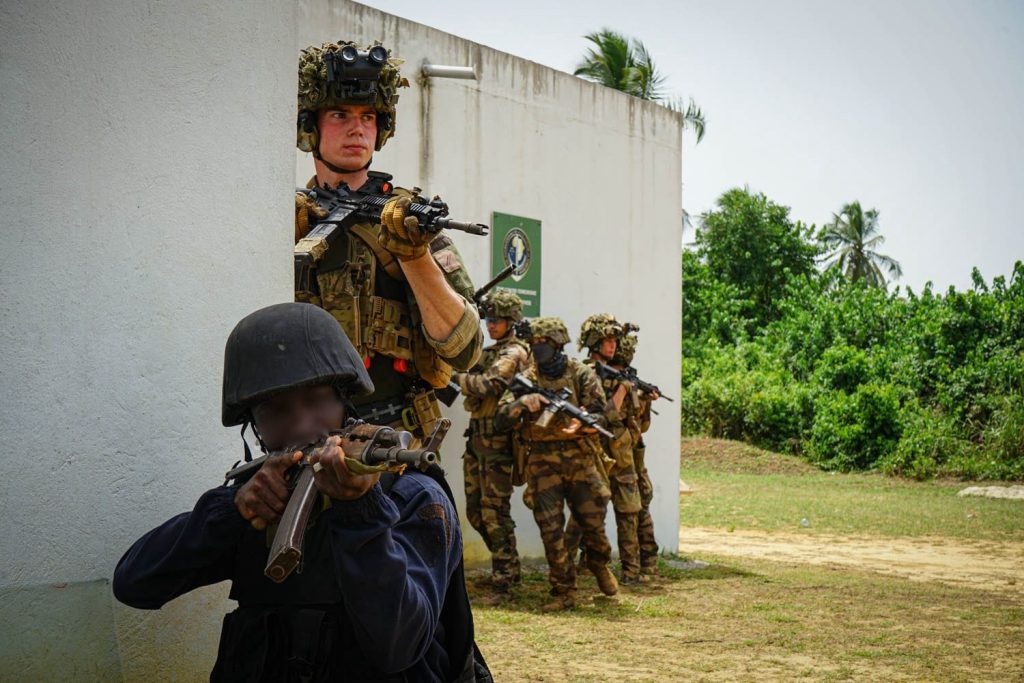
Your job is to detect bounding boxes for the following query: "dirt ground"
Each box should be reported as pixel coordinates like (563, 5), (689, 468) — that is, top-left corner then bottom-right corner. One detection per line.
(681, 527), (1024, 595)
(473, 439), (1024, 681)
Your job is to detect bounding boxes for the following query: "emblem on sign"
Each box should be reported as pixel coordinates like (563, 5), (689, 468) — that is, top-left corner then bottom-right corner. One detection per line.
(503, 228), (532, 282)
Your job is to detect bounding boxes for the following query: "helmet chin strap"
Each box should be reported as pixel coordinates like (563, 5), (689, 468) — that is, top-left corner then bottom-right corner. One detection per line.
(314, 144), (372, 177)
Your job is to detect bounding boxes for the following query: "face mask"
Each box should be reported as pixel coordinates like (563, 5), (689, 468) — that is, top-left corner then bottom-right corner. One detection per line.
(531, 341), (558, 365)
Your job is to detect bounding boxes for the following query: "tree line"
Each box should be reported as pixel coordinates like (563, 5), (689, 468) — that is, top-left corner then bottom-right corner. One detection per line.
(682, 188), (1023, 480)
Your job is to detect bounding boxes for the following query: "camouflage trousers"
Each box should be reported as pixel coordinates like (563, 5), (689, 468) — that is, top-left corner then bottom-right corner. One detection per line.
(566, 451), (643, 578)
(527, 439), (612, 596)
(463, 436), (520, 585)
(636, 442), (659, 569)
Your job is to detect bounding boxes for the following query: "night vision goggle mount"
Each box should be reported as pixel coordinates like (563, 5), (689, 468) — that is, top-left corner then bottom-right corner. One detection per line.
(324, 44), (389, 103)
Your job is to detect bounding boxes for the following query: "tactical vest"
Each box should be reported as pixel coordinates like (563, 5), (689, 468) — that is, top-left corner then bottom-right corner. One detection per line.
(211, 468), (491, 683)
(520, 358), (591, 443)
(295, 174), (457, 435)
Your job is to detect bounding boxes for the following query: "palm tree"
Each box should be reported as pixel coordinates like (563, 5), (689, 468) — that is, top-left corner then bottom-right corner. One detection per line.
(820, 201), (903, 287)
(574, 29), (705, 142)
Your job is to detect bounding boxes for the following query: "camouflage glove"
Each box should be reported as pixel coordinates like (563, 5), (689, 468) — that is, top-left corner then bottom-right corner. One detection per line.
(295, 192), (327, 243)
(378, 195), (430, 261)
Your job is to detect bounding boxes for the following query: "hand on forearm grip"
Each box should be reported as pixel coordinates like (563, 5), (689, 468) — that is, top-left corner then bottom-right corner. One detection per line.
(309, 435), (381, 501)
(519, 392), (549, 414)
(378, 195), (430, 260)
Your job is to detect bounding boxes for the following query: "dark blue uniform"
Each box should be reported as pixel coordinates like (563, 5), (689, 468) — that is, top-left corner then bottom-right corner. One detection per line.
(114, 470), (462, 682)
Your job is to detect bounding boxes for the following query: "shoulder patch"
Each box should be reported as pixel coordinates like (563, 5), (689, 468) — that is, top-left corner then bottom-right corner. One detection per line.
(429, 234), (454, 253)
(417, 502), (452, 547)
(433, 247), (462, 273)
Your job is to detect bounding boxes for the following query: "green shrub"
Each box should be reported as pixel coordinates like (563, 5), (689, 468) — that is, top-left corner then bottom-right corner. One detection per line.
(682, 190), (1024, 481)
(813, 344), (873, 393)
(880, 407), (970, 480)
(808, 383), (903, 471)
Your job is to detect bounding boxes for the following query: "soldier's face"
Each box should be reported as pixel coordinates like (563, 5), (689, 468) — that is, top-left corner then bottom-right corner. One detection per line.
(252, 385), (346, 450)
(317, 105), (377, 170)
(486, 317), (510, 339)
(598, 337), (617, 360)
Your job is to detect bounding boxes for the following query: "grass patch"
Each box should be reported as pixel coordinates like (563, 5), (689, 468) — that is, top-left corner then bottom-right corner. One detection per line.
(474, 555), (1024, 682)
(472, 439), (1024, 681)
(681, 438), (1024, 541)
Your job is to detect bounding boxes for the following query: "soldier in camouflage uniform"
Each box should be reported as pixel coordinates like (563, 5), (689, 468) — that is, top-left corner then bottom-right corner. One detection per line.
(293, 41), (483, 438)
(495, 317), (619, 611)
(567, 314), (646, 583)
(615, 331), (660, 575)
(452, 291), (530, 598)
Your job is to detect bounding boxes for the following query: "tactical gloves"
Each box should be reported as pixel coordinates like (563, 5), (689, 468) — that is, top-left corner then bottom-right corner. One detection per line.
(378, 195), (431, 260)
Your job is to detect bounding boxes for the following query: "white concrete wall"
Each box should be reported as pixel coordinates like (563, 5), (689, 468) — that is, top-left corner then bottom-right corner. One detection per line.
(0, 1), (296, 679)
(0, 0), (681, 678)
(297, 1), (683, 563)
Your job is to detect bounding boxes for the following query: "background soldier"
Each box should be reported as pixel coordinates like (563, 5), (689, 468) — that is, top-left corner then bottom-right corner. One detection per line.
(495, 317), (618, 611)
(453, 291), (530, 601)
(294, 40), (483, 439)
(570, 314), (645, 583)
(616, 331), (660, 575)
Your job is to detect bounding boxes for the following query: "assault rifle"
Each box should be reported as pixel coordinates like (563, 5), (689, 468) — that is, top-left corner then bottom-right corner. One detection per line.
(295, 183), (489, 284)
(507, 374), (614, 438)
(225, 417), (451, 583)
(473, 263), (516, 312)
(594, 361), (674, 402)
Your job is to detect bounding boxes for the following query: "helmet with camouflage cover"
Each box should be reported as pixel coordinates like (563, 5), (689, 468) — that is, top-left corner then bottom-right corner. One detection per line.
(297, 40), (409, 154)
(527, 316), (571, 347)
(577, 313), (623, 352)
(613, 332), (638, 366)
(481, 290), (524, 322)
(221, 302), (374, 427)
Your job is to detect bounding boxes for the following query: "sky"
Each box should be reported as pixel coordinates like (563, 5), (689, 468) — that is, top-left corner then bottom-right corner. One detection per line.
(376, 0), (1024, 293)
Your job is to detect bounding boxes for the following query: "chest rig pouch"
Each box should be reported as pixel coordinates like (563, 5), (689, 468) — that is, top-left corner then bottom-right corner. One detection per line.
(295, 178), (453, 391)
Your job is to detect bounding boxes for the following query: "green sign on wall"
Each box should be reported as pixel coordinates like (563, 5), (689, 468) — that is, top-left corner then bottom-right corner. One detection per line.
(490, 212), (542, 317)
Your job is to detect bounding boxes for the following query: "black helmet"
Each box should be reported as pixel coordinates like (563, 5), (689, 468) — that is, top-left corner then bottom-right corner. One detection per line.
(221, 303), (374, 426)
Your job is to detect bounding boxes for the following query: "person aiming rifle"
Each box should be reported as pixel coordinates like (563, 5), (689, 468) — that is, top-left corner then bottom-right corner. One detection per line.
(113, 303), (491, 682)
(494, 317), (619, 611)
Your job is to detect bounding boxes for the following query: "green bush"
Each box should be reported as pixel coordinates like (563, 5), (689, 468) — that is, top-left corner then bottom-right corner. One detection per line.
(682, 188), (1024, 480)
(808, 383), (903, 471)
(951, 394), (1024, 480)
(880, 407), (970, 480)
(812, 344), (873, 393)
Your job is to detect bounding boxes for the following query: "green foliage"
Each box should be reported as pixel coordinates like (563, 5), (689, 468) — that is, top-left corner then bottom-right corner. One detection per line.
(682, 188), (1024, 480)
(808, 383), (904, 471)
(820, 201), (903, 287)
(574, 29), (705, 142)
(694, 189), (819, 329)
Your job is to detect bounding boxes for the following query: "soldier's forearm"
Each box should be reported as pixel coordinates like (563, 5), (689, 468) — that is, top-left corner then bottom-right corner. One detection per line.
(401, 254), (466, 340)
(459, 373), (505, 398)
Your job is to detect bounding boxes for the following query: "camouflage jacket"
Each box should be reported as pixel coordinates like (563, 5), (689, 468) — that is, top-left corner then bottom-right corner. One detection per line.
(456, 335), (529, 417)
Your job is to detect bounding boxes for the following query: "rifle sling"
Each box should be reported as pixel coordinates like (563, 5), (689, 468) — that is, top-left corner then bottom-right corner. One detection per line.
(349, 223), (405, 281)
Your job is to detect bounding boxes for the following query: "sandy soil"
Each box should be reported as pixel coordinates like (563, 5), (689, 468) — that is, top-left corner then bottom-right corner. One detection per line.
(681, 526), (1024, 595)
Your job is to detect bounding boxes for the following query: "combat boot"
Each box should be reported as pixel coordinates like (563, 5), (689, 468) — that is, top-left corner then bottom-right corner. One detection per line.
(640, 563), (659, 577)
(478, 579), (512, 607)
(541, 591), (576, 612)
(591, 564), (619, 596)
(620, 573), (650, 585)
(478, 590), (511, 607)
